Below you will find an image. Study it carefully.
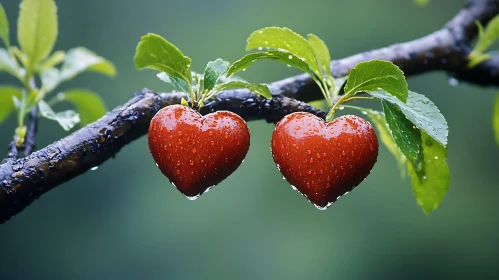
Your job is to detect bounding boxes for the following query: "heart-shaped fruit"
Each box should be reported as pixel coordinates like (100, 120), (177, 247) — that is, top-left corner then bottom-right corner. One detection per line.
(148, 105), (250, 199)
(271, 113), (379, 209)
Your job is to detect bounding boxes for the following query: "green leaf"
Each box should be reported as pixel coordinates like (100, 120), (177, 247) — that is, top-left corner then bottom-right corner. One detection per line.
(227, 50), (314, 78)
(246, 27), (321, 78)
(40, 67), (60, 92)
(203, 58), (230, 91)
(370, 90), (448, 146)
(213, 81), (272, 99)
(11, 46), (28, 68)
(36, 50), (64, 72)
(58, 89), (107, 125)
(363, 108), (407, 178)
(157, 72), (190, 93)
(307, 34), (332, 84)
(382, 100), (422, 170)
(0, 3), (10, 48)
(408, 132), (449, 214)
(473, 16), (499, 54)
(38, 100), (80, 131)
(134, 33), (191, 84)
(344, 60), (408, 102)
(0, 48), (22, 78)
(493, 94), (499, 145)
(0, 86), (22, 124)
(60, 47), (116, 81)
(468, 52), (491, 68)
(18, 0), (58, 67)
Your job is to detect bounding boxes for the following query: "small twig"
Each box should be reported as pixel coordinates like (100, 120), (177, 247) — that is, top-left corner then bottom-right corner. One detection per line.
(23, 105), (39, 157)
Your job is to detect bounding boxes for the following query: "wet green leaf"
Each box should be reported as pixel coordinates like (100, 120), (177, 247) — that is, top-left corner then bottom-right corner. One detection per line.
(227, 50), (314, 78)
(18, 0), (58, 67)
(60, 47), (116, 81)
(370, 90), (448, 146)
(307, 34), (332, 85)
(203, 58), (230, 91)
(212, 81), (271, 99)
(157, 72), (190, 94)
(135, 33), (191, 84)
(382, 100), (422, 170)
(59, 89), (107, 125)
(246, 27), (321, 78)
(344, 60), (408, 102)
(364, 108), (407, 178)
(38, 100), (80, 130)
(408, 132), (449, 214)
(0, 3), (10, 47)
(0, 86), (22, 124)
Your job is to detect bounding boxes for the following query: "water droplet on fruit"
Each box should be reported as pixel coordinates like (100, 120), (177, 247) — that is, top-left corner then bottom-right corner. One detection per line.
(176, 162), (181, 166)
(276, 164), (281, 171)
(314, 202), (332, 210)
(310, 158), (314, 163)
(210, 141), (215, 146)
(448, 77), (459, 87)
(342, 150), (346, 156)
(178, 131), (182, 136)
(282, 176), (286, 180)
(370, 144), (375, 151)
(192, 148), (197, 153)
(90, 166), (98, 171)
(185, 194), (200, 201)
(155, 163), (159, 167)
(307, 150), (311, 155)
(291, 185), (298, 191)
(295, 126), (300, 130)
(190, 161), (194, 166)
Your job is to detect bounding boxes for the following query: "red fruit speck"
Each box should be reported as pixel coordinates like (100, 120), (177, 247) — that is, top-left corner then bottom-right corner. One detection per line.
(271, 113), (379, 209)
(148, 105), (250, 199)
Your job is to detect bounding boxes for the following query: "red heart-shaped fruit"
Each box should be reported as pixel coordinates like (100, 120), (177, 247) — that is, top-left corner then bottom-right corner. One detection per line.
(148, 105), (250, 199)
(271, 113), (378, 209)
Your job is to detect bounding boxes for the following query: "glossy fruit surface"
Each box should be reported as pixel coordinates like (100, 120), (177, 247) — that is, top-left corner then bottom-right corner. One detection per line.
(271, 113), (379, 209)
(148, 105), (250, 199)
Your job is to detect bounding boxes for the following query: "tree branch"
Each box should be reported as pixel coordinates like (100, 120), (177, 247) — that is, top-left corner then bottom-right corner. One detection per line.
(0, 0), (498, 224)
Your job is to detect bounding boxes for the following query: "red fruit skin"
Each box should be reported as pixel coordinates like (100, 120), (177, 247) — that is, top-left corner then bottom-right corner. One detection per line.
(271, 113), (379, 209)
(148, 105), (250, 198)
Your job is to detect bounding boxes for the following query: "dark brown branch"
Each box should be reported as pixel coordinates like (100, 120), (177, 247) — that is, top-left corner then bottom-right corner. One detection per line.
(0, 0), (498, 223)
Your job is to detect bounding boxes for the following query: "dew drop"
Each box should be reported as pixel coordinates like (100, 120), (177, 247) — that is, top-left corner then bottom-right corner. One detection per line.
(242, 68), (247, 72)
(258, 47), (263, 50)
(90, 166), (99, 171)
(423, 175), (427, 180)
(361, 111), (367, 115)
(448, 77), (459, 87)
(288, 55), (293, 59)
(314, 202), (332, 210)
(338, 106), (345, 110)
(434, 156), (439, 159)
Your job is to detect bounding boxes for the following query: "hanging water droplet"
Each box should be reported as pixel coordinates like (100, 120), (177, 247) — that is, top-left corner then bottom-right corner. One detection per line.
(185, 194), (200, 201)
(314, 202), (332, 210)
(90, 166), (99, 171)
(448, 77), (459, 87)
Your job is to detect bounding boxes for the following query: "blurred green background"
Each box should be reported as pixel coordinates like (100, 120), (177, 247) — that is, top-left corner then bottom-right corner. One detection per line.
(1, 0), (499, 279)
